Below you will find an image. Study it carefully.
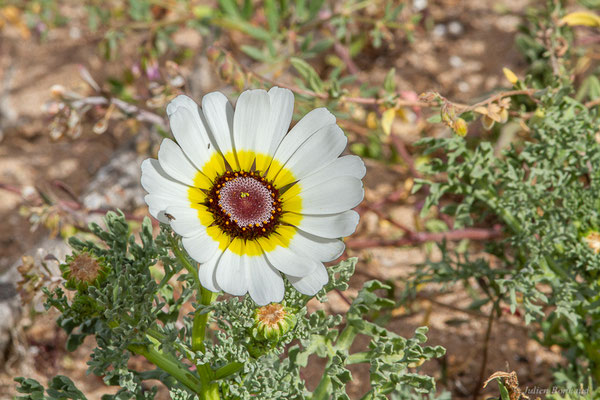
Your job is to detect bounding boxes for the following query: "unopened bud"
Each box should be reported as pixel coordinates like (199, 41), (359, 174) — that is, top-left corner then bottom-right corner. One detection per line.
(584, 230), (600, 254)
(252, 303), (297, 342)
(502, 67), (519, 85)
(61, 251), (109, 291)
(219, 59), (234, 81)
(50, 84), (66, 99)
(452, 117), (468, 137)
(499, 108), (509, 123)
(233, 71), (246, 91)
(206, 46), (222, 64)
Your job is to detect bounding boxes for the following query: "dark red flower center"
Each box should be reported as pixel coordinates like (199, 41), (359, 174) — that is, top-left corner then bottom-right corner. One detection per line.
(204, 170), (282, 240)
(218, 177), (274, 227)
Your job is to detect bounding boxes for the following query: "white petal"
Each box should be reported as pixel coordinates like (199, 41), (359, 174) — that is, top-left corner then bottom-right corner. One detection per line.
(157, 139), (198, 186)
(263, 244), (320, 277)
(197, 250), (222, 293)
(166, 94), (200, 118)
(247, 256), (284, 305)
(215, 249), (248, 296)
(144, 194), (173, 223)
(288, 229), (345, 262)
(181, 229), (220, 265)
(288, 263), (329, 296)
(201, 92), (235, 165)
(141, 159), (189, 198)
(298, 155), (366, 191)
(165, 205), (206, 236)
(294, 176), (364, 214)
(168, 105), (215, 172)
(297, 210), (359, 239)
(272, 107), (336, 164)
(273, 124), (347, 186)
(265, 87), (294, 155)
(233, 89), (271, 170)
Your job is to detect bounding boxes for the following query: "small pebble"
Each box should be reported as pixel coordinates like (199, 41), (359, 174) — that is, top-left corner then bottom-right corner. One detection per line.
(433, 24), (447, 37)
(448, 21), (464, 35)
(449, 55), (463, 68)
(458, 81), (470, 92)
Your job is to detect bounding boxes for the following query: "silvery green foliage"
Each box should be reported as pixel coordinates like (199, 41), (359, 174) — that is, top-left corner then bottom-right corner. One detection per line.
(414, 86), (600, 386)
(16, 211), (444, 399)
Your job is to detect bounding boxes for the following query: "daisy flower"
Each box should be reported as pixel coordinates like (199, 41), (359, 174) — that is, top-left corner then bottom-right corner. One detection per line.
(141, 88), (365, 305)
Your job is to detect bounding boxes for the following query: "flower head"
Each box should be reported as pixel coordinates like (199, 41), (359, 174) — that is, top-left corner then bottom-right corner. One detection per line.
(61, 251), (109, 291)
(141, 88), (365, 305)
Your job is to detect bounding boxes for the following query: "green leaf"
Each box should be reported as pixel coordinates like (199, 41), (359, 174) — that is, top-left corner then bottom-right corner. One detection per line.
(290, 57), (323, 92)
(218, 0), (241, 18)
(264, 0), (280, 32)
(222, 18), (272, 41)
(240, 45), (269, 62)
(426, 114), (442, 123)
(384, 68), (396, 92)
(497, 379), (511, 400)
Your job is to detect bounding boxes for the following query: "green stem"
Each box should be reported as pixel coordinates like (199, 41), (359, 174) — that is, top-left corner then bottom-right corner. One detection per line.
(169, 234), (221, 399)
(312, 375), (332, 400)
(129, 343), (203, 394)
(193, 288), (217, 353)
(214, 362), (244, 380)
(170, 235), (202, 289)
(195, 287), (219, 399)
(312, 324), (358, 399)
(200, 382), (221, 400)
(347, 351), (370, 365)
(118, 314), (196, 360)
(335, 324), (358, 351)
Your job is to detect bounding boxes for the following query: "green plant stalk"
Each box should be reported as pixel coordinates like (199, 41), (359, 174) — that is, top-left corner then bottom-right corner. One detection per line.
(128, 343), (203, 394)
(312, 323), (358, 399)
(335, 324), (358, 351)
(214, 362), (244, 379)
(311, 375), (332, 400)
(193, 287), (217, 353)
(195, 288), (219, 400)
(169, 235), (221, 398)
(117, 311), (196, 360)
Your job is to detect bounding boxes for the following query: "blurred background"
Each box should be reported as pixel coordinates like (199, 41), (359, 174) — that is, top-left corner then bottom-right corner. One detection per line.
(0, 0), (592, 398)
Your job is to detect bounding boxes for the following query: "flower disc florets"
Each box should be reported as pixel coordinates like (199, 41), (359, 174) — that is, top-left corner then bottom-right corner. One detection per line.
(61, 251), (109, 291)
(205, 170), (282, 240)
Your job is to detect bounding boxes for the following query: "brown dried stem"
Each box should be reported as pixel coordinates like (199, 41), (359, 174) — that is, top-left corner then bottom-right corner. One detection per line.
(346, 226), (503, 249)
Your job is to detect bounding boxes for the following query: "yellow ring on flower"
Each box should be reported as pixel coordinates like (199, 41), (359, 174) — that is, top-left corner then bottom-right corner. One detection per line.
(187, 150), (303, 256)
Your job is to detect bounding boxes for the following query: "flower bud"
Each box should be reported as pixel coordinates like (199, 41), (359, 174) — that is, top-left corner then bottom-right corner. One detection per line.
(61, 251), (109, 291)
(233, 70), (246, 91)
(452, 117), (468, 137)
(499, 107), (509, 123)
(583, 230), (600, 254)
(252, 303), (297, 342)
(219, 59), (234, 82)
(50, 84), (66, 99)
(502, 67), (519, 85)
(206, 46), (222, 64)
